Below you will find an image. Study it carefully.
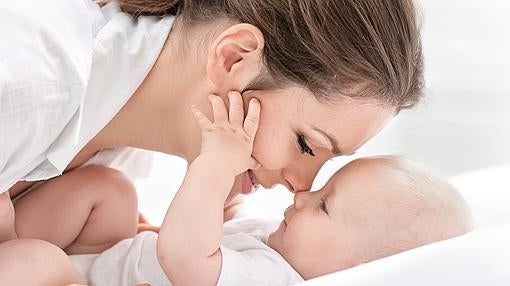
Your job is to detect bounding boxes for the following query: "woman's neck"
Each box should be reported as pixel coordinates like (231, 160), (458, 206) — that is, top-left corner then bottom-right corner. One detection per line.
(89, 25), (208, 163)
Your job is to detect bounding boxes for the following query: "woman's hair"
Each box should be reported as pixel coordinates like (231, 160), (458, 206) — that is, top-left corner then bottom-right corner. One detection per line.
(114, 0), (424, 110)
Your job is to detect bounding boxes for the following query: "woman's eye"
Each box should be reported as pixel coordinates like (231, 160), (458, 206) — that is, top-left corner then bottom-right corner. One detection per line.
(319, 198), (328, 214)
(297, 133), (315, 156)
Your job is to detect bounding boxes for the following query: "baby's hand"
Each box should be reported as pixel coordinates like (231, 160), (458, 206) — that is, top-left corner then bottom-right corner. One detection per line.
(192, 91), (260, 176)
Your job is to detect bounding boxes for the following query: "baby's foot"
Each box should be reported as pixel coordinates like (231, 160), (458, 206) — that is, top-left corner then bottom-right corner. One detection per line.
(0, 192), (17, 243)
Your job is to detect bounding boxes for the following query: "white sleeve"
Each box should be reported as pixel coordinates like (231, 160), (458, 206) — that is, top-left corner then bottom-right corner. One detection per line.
(0, 0), (94, 192)
(217, 244), (303, 286)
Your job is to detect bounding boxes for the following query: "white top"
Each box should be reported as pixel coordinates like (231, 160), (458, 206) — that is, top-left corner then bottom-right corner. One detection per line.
(70, 218), (304, 286)
(0, 0), (173, 193)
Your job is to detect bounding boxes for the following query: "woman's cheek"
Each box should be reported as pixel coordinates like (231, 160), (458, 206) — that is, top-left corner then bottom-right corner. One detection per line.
(252, 130), (294, 170)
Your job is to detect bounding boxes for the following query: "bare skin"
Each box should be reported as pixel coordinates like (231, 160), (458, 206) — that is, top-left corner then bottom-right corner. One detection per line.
(0, 239), (87, 286)
(1, 165), (139, 284)
(14, 166), (138, 255)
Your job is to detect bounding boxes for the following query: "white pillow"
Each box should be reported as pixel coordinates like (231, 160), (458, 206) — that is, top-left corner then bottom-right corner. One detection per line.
(298, 165), (510, 286)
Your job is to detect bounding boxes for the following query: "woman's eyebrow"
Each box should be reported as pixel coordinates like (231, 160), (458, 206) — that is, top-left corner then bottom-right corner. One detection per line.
(311, 127), (342, 155)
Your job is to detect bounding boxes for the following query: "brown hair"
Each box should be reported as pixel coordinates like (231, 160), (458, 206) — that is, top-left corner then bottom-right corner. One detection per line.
(113, 0), (424, 109)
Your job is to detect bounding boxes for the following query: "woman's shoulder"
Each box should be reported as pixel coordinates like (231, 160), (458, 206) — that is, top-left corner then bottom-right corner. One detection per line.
(0, 0), (101, 192)
(0, 0), (97, 43)
(0, 0), (98, 86)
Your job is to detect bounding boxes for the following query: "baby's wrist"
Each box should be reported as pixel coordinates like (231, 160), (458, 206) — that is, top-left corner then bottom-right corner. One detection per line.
(191, 154), (238, 178)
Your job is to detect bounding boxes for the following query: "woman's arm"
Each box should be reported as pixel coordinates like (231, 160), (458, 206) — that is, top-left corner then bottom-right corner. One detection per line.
(157, 92), (260, 286)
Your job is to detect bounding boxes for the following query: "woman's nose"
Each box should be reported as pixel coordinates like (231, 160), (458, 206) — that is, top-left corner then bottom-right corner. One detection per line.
(283, 168), (315, 193)
(283, 155), (328, 192)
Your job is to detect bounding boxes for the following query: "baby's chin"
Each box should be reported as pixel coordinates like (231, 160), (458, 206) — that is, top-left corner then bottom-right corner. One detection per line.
(266, 231), (277, 248)
(266, 222), (284, 253)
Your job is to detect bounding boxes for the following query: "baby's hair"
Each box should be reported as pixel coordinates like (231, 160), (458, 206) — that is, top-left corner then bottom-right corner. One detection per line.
(112, 0), (424, 110)
(363, 155), (473, 261)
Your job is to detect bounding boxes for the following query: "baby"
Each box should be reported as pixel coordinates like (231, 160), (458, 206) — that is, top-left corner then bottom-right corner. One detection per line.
(8, 93), (472, 285)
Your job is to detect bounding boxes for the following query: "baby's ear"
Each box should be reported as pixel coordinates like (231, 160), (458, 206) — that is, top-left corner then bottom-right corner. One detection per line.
(206, 23), (265, 93)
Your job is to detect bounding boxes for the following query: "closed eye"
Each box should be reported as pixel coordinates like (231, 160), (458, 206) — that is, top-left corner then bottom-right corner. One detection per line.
(319, 198), (328, 214)
(297, 133), (315, 156)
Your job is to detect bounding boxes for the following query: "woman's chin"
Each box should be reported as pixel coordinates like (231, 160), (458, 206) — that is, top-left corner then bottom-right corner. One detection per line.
(225, 171), (259, 205)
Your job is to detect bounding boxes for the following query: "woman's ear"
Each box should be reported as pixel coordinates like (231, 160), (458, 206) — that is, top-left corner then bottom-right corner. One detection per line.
(206, 23), (265, 93)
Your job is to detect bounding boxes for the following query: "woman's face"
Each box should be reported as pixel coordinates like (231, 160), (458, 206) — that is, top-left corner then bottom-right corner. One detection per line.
(226, 86), (395, 201)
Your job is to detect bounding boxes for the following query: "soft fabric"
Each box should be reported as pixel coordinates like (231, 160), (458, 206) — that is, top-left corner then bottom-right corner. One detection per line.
(217, 218), (303, 285)
(70, 218), (303, 286)
(81, 147), (155, 181)
(0, 0), (173, 193)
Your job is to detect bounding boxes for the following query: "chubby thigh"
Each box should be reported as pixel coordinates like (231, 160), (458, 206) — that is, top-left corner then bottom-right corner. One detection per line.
(0, 238), (86, 285)
(13, 165), (139, 255)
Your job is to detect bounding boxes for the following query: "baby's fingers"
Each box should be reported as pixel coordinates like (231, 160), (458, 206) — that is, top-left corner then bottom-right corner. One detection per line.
(191, 105), (211, 129)
(228, 91), (244, 126)
(209, 94), (228, 123)
(244, 98), (260, 139)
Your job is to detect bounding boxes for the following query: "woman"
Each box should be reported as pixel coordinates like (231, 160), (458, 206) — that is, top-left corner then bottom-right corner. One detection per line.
(1, 0), (423, 260)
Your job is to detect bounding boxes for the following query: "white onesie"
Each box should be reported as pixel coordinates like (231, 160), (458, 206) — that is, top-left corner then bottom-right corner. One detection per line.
(70, 218), (303, 286)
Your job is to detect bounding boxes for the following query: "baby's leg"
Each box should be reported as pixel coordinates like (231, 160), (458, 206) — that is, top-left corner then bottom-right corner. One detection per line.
(0, 191), (17, 243)
(14, 165), (138, 254)
(0, 238), (86, 285)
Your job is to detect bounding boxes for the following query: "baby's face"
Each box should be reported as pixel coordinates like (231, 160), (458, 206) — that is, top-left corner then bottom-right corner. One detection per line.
(267, 158), (403, 279)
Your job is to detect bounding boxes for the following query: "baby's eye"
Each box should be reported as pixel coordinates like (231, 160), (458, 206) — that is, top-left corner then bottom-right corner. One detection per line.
(319, 198), (328, 214)
(297, 133), (315, 156)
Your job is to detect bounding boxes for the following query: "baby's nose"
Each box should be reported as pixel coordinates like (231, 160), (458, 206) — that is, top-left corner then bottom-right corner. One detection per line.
(293, 190), (309, 209)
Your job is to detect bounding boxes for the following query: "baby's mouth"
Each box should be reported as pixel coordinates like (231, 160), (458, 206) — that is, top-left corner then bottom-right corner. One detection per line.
(247, 170), (261, 193)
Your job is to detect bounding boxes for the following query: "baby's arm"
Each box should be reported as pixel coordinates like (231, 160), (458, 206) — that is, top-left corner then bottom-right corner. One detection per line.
(158, 154), (235, 284)
(157, 92), (260, 286)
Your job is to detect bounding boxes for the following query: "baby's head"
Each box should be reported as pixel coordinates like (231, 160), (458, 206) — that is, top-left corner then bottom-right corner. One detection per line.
(267, 155), (473, 279)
